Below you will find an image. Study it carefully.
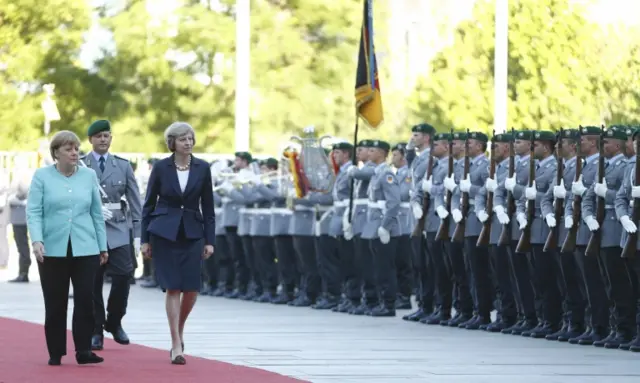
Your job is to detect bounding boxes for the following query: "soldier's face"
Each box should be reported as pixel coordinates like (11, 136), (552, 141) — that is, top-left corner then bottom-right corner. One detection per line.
(357, 147), (368, 161)
(494, 142), (509, 159)
(603, 139), (621, 157)
(90, 131), (112, 153)
(412, 132), (426, 148)
(391, 150), (404, 167)
(234, 157), (248, 169)
(580, 136), (597, 154)
(433, 141), (448, 157)
(514, 139), (529, 156)
(451, 140), (465, 157)
(533, 141), (549, 159)
(368, 148), (385, 162)
(625, 138), (634, 156)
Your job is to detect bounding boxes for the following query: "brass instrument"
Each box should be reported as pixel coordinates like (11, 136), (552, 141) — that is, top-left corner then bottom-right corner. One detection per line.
(289, 125), (336, 194)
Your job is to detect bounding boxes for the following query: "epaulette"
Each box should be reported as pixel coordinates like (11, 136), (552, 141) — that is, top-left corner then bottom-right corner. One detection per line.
(113, 155), (130, 162)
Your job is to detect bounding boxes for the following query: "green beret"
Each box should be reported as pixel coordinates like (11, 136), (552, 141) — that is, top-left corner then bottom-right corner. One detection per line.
(492, 133), (513, 143)
(611, 125), (636, 139)
(333, 142), (353, 151)
(392, 143), (407, 152)
(411, 123), (436, 135)
(580, 126), (602, 136)
(452, 131), (468, 141)
(87, 119), (111, 137)
(368, 140), (390, 151)
(358, 139), (373, 147)
(515, 130), (533, 140)
(434, 133), (452, 141)
(533, 130), (556, 142)
(264, 158), (278, 168)
(557, 129), (580, 140)
(468, 131), (489, 143)
(235, 151), (253, 163)
(604, 127), (628, 141)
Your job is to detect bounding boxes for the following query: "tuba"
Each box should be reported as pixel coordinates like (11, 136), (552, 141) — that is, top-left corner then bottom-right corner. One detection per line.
(289, 125), (336, 197)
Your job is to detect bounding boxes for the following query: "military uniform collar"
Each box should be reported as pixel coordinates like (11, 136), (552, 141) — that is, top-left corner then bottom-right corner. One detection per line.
(340, 161), (351, 173)
(92, 151), (109, 162)
(517, 154), (530, 163)
(499, 158), (509, 167)
(537, 155), (555, 168)
(607, 153), (624, 166)
(397, 165), (408, 172)
(585, 152), (599, 164)
(471, 153), (486, 165)
(565, 156), (577, 166)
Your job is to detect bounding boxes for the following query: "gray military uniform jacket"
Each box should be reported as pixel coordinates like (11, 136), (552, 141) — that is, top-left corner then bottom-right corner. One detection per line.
(582, 153), (626, 248)
(306, 191), (333, 236)
(256, 181), (292, 237)
(396, 165), (414, 235)
(361, 163), (401, 239)
(290, 196), (317, 237)
(246, 185), (272, 237)
(411, 156), (444, 233)
(540, 156), (577, 246)
(83, 152), (142, 249)
(494, 154), (531, 241)
(516, 155), (557, 245)
(615, 155), (639, 248)
(565, 153), (599, 246)
(349, 162), (376, 236)
(452, 154), (489, 237)
(475, 157), (509, 245)
(227, 185), (254, 236)
(327, 162), (353, 237)
(213, 192), (226, 235)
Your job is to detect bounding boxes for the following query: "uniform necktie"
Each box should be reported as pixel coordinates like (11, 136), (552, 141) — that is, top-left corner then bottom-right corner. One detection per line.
(99, 156), (105, 172)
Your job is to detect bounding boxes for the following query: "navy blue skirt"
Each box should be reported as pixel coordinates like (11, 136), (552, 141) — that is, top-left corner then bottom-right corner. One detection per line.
(150, 228), (203, 292)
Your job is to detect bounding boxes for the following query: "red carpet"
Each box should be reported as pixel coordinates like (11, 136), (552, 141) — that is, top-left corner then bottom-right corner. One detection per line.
(0, 317), (308, 383)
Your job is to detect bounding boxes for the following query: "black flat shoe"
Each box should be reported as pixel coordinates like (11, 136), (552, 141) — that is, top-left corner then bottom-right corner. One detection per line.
(76, 351), (104, 365)
(170, 349), (186, 365)
(48, 357), (61, 366)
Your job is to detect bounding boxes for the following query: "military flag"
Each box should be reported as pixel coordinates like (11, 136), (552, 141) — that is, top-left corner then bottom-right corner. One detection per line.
(355, 0), (383, 128)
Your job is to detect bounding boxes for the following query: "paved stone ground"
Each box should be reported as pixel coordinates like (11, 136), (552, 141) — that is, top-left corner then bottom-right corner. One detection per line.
(1, 243), (640, 382)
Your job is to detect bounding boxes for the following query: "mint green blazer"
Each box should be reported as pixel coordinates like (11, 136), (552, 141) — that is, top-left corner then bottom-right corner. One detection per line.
(27, 165), (108, 257)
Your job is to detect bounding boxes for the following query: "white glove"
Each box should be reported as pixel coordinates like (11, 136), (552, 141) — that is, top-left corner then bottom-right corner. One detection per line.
(545, 213), (556, 228)
(436, 205), (449, 219)
(344, 225), (354, 240)
(406, 138), (415, 151)
(494, 205), (510, 224)
(459, 175), (471, 192)
(342, 209), (351, 232)
(571, 176), (586, 196)
(564, 216), (574, 229)
(516, 212), (527, 230)
(525, 181), (537, 200)
(485, 177), (498, 192)
(134, 237), (141, 255)
(411, 202), (423, 220)
(620, 215), (638, 234)
(553, 180), (566, 199)
(422, 177), (433, 193)
(444, 175), (457, 192)
(477, 210), (489, 223)
(594, 180), (607, 197)
(378, 226), (391, 244)
(585, 215), (600, 231)
(505, 176), (516, 192)
(632, 186), (640, 198)
(221, 181), (234, 192)
(253, 173), (263, 185)
(102, 206), (113, 220)
(452, 209), (463, 223)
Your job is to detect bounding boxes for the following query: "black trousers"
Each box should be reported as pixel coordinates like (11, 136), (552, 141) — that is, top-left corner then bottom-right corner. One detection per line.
(445, 239), (473, 315)
(530, 245), (563, 325)
(39, 242), (99, 357)
(574, 246), (609, 330)
(508, 241), (536, 321)
(225, 227), (250, 292)
(355, 236), (376, 305)
(395, 235), (413, 299)
(128, 228), (138, 272)
(370, 237), (399, 307)
(315, 235), (341, 298)
(275, 235), (298, 294)
(240, 235), (259, 292)
(251, 236), (278, 292)
(427, 232), (452, 313)
(490, 244), (517, 321)
(293, 235), (320, 300)
(626, 254), (640, 329)
(599, 247), (635, 334)
(13, 224), (30, 275)
(214, 234), (234, 290)
(94, 245), (132, 333)
(554, 249), (586, 326)
(464, 237), (492, 317)
(339, 236), (359, 302)
(412, 235), (434, 311)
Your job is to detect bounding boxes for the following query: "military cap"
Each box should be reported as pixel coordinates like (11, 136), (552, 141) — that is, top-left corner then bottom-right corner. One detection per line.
(87, 119), (111, 137)
(557, 129), (580, 140)
(468, 131), (489, 143)
(580, 126), (602, 136)
(611, 125), (636, 139)
(263, 157), (278, 168)
(632, 128), (640, 140)
(515, 130), (533, 140)
(604, 127), (628, 141)
(358, 139), (373, 147)
(333, 142), (354, 151)
(434, 133), (452, 141)
(533, 130), (556, 142)
(392, 143), (407, 152)
(411, 123), (436, 135)
(235, 151), (253, 162)
(492, 133), (513, 143)
(368, 139), (390, 151)
(452, 131), (468, 140)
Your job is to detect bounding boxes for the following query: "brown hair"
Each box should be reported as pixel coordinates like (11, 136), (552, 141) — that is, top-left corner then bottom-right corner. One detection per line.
(49, 130), (81, 160)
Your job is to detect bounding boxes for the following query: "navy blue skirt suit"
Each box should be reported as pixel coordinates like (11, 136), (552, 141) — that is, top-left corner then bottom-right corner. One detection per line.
(141, 155), (216, 292)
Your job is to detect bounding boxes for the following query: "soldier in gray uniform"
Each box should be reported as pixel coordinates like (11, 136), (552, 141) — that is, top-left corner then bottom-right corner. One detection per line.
(614, 127), (640, 352)
(499, 130), (537, 335)
(210, 189), (232, 296)
(7, 172), (30, 283)
(412, 133), (453, 324)
(582, 126), (631, 348)
(344, 140), (376, 314)
(475, 132), (517, 332)
(450, 132), (491, 329)
(564, 126), (610, 345)
(391, 143), (414, 310)
(307, 142), (353, 309)
(515, 130), (560, 338)
(540, 129), (585, 342)
(82, 120), (142, 350)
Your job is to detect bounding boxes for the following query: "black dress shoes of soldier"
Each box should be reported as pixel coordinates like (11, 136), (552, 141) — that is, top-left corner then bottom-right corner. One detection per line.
(369, 305), (395, 317)
(271, 292), (294, 305)
(420, 311), (451, 325)
(350, 303), (377, 315)
(524, 322), (559, 338)
(445, 313), (472, 327)
(394, 296), (412, 310)
(311, 295), (339, 310)
(568, 327), (607, 345)
(597, 331), (634, 349)
(555, 324), (584, 342)
(76, 351), (104, 365)
(8, 274), (29, 283)
(402, 308), (431, 322)
(105, 323), (130, 345)
(620, 330), (640, 351)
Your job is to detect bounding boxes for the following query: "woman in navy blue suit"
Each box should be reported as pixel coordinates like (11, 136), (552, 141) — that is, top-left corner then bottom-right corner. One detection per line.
(141, 122), (215, 365)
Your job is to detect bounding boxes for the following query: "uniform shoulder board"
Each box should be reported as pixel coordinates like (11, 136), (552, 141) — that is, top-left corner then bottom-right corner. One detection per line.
(113, 155), (130, 162)
(79, 154), (87, 160)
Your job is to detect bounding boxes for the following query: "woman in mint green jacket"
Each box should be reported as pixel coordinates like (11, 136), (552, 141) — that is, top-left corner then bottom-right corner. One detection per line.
(26, 130), (108, 366)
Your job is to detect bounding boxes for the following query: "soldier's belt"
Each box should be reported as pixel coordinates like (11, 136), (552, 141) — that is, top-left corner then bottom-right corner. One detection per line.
(244, 208), (270, 214)
(294, 205), (314, 212)
(272, 208), (293, 215)
(214, 208), (222, 215)
(316, 205), (331, 212)
(104, 202), (121, 210)
(221, 197), (231, 204)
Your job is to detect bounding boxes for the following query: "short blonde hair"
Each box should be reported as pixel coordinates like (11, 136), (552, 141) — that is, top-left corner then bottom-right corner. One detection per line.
(164, 122), (196, 152)
(50, 130), (81, 160)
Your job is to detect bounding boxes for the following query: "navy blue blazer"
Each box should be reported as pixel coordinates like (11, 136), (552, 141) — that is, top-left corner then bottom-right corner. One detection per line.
(141, 155), (215, 246)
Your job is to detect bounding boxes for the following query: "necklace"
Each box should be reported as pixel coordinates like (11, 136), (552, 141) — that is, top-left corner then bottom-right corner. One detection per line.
(56, 164), (77, 177)
(174, 155), (191, 171)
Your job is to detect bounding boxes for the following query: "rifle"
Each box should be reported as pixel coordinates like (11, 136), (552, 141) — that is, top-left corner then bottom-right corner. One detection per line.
(561, 127), (583, 253)
(515, 135), (535, 253)
(435, 129), (454, 241)
(452, 129), (470, 243)
(477, 130), (496, 247)
(585, 128), (606, 256)
(544, 128), (564, 252)
(622, 133), (640, 258)
(413, 144), (435, 237)
(498, 128), (516, 246)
